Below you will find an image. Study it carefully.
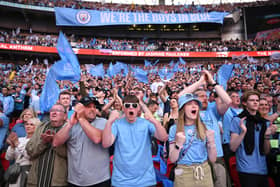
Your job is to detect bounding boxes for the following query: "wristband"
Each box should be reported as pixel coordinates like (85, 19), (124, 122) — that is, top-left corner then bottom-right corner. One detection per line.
(211, 83), (218, 87)
(175, 144), (182, 150)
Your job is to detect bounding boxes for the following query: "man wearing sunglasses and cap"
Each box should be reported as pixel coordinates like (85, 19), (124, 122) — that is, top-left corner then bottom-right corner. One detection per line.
(53, 96), (110, 187)
(102, 95), (168, 187)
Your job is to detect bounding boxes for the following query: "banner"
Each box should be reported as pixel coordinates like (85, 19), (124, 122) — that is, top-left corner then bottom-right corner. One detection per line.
(55, 7), (229, 26)
(0, 43), (280, 58)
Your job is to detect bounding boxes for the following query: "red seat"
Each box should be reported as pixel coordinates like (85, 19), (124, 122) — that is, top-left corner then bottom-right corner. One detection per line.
(229, 156), (241, 187)
(0, 152), (10, 171)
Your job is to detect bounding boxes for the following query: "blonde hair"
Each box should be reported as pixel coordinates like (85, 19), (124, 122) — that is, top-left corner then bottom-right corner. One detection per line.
(27, 118), (41, 127)
(19, 108), (37, 121)
(176, 107), (206, 140)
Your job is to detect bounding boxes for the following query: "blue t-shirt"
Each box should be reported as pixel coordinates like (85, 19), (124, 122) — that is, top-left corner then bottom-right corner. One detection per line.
(111, 117), (156, 187)
(169, 125), (207, 165)
(14, 93), (25, 110)
(230, 117), (268, 175)
(200, 102), (223, 157)
(0, 113), (9, 150)
(222, 107), (243, 144)
(11, 123), (26, 137)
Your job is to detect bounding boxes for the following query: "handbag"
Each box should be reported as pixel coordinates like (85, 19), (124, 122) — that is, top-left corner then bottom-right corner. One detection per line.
(4, 163), (22, 184)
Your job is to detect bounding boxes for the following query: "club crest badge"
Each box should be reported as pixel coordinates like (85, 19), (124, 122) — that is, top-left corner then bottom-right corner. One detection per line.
(76, 10), (91, 24)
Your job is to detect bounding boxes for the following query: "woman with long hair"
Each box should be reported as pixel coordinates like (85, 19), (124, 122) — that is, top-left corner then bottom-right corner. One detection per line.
(169, 93), (216, 187)
(5, 118), (41, 187)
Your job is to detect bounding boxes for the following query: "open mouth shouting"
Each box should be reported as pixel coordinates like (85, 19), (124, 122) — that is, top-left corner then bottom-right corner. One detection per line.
(191, 109), (197, 115)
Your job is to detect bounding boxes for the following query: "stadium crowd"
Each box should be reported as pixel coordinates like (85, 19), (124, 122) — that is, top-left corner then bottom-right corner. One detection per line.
(3, 0), (280, 13)
(0, 0), (280, 187)
(1, 0), (241, 13)
(1, 29), (280, 52)
(0, 55), (279, 187)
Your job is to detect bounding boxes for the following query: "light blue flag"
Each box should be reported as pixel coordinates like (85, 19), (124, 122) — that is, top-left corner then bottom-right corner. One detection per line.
(173, 62), (179, 73)
(217, 64), (234, 90)
(90, 63), (105, 78)
(144, 60), (152, 67)
(153, 59), (160, 66)
(234, 64), (241, 69)
(169, 60), (174, 67)
(107, 62), (114, 77)
(51, 60), (80, 81)
(115, 61), (128, 76)
(111, 63), (122, 76)
(56, 31), (81, 82)
(40, 31), (81, 112)
(179, 57), (186, 65)
(159, 67), (174, 81)
(134, 68), (148, 84)
(40, 68), (60, 113)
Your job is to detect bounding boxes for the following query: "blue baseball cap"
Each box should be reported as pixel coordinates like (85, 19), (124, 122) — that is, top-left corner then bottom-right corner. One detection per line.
(178, 93), (202, 110)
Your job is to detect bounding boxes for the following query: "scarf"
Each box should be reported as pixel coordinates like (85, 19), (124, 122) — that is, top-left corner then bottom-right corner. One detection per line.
(238, 109), (267, 155)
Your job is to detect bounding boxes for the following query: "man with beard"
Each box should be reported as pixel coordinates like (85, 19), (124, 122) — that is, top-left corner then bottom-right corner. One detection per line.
(102, 95), (168, 187)
(53, 96), (110, 187)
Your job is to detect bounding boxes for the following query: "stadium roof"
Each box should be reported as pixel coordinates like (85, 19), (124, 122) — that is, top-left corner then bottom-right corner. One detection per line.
(80, 0), (269, 6)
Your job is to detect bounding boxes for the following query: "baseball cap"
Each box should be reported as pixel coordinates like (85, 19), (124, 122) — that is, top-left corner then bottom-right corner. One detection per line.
(178, 93), (202, 110)
(80, 96), (100, 106)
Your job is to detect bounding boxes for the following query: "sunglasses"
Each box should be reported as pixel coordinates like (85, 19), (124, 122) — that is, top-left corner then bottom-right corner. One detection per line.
(124, 103), (139, 109)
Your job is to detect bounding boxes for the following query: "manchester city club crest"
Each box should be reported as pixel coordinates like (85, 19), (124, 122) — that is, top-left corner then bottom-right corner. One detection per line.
(76, 10), (91, 24)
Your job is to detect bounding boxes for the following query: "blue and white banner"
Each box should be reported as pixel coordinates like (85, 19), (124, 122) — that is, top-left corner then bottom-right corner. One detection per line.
(55, 7), (229, 26)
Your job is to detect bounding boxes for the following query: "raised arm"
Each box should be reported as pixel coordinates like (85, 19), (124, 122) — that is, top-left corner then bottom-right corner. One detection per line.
(178, 74), (206, 97)
(169, 132), (185, 163)
(53, 115), (76, 147)
(145, 111), (168, 142)
(203, 70), (232, 115)
(102, 110), (119, 148)
(159, 83), (168, 103)
(76, 103), (102, 144)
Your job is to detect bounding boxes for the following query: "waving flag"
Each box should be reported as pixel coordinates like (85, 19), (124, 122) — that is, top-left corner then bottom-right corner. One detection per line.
(40, 69), (60, 112)
(159, 66), (174, 81)
(107, 62), (114, 77)
(144, 60), (152, 67)
(169, 60), (174, 67)
(40, 31), (81, 112)
(217, 64), (234, 90)
(173, 62), (179, 73)
(115, 61), (128, 76)
(179, 57), (186, 65)
(56, 31), (81, 82)
(134, 68), (148, 84)
(153, 59), (160, 66)
(89, 63), (105, 78)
